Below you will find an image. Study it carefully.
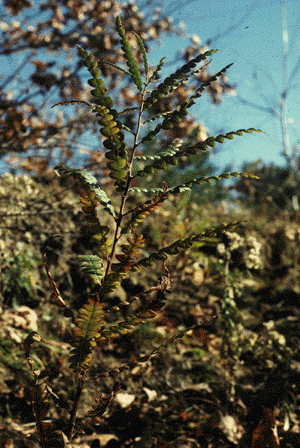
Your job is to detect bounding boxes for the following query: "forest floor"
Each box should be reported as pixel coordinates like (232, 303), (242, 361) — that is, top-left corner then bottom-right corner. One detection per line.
(1, 173), (300, 448)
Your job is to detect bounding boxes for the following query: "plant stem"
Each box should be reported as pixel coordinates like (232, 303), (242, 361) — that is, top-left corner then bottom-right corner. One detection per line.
(32, 387), (48, 448)
(67, 373), (85, 441)
(104, 84), (147, 277)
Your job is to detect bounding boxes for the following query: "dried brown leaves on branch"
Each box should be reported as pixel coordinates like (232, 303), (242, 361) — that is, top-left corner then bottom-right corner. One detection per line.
(0, 0), (235, 174)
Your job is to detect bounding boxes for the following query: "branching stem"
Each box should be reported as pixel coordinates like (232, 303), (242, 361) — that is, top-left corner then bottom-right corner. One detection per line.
(104, 82), (148, 277)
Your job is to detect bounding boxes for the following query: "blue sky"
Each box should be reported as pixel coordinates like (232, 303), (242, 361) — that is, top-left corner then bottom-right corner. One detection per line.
(141, 0), (300, 170)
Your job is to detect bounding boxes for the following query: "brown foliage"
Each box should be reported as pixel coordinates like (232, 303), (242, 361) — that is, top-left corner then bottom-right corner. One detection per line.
(251, 407), (280, 448)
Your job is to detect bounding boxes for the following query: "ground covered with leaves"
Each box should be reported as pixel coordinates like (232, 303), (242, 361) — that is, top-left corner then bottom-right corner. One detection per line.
(1, 173), (300, 448)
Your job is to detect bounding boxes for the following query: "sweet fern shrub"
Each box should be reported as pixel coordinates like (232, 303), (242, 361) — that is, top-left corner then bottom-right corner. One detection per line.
(24, 16), (262, 447)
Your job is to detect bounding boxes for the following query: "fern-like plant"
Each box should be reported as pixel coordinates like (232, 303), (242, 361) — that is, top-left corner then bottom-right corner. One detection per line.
(24, 16), (262, 447)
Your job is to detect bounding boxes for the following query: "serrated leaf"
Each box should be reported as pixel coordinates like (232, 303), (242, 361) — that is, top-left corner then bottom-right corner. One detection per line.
(78, 255), (104, 285)
(70, 299), (105, 372)
(54, 165), (97, 185)
(94, 187), (116, 217)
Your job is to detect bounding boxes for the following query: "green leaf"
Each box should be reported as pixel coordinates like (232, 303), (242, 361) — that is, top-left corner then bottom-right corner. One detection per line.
(144, 49), (220, 110)
(177, 128), (265, 155)
(129, 187), (165, 194)
(78, 255), (104, 285)
(132, 32), (149, 75)
(107, 158), (127, 171)
(116, 16), (143, 91)
(94, 187), (116, 217)
(120, 124), (136, 135)
(134, 154), (161, 161)
(132, 222), (243, 271)
(54, 165), (97, 185)
(103, 61), (132, 76)
(54, 165), (116, 217)
(149, 56), (166, 83)
(70, 299), (105, 372)
(170, 172), (259, 194)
